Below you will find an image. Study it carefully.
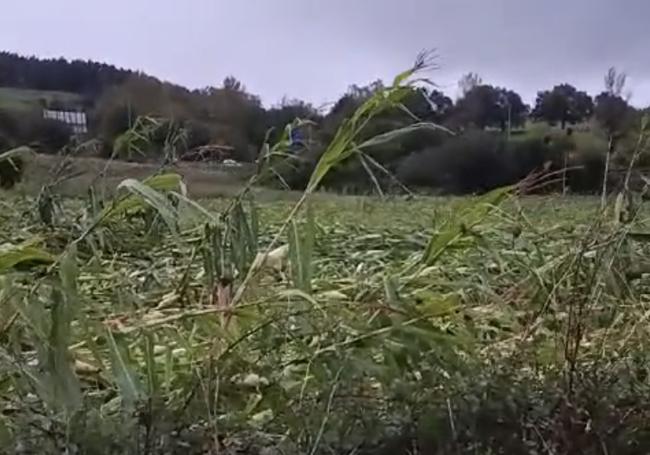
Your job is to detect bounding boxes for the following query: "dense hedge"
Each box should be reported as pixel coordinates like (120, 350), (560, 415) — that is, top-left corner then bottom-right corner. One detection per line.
(395, 130), (607, 194)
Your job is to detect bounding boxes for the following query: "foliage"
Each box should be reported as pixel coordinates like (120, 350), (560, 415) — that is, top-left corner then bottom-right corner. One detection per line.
(532, 84), (594, 128)
(452, 85), (528, 130)
(397, 131), (565, 193)
(0, 108), (73, 153)
(112, 116), (188, 162)
(2, 63), (650, 454)
(0, 51), (131, 96)
(0, 146), (31, 189)
(594, 68), (633, 138)
(2, 52), (648, 198)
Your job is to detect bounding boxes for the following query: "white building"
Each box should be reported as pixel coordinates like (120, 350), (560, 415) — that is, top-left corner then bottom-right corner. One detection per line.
(43, 109), (88, 135)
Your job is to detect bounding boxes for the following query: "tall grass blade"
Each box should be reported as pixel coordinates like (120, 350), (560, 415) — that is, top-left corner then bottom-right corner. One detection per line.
(288, 203), (315, 293)
(106, 330), (143, 410)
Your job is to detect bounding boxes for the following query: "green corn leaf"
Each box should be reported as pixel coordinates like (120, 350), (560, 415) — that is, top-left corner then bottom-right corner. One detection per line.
(59, 243), (78, 293)
(45, 287), (82, 414)
(288, 204), (314, 293)
(106, 330), (144, 410)
(100, 173), (183, 226)
(0, 237), (55, 273)
(143, 332), (159, 397)
(357, 122), (451, 150)
(105, 176), (181, 234)
(384, 275), (401, 308)
(171, 190), (219, 223)
(306, 55), (435, 193)
(415, 292), (460, 318)
(421, 186), (512, 266)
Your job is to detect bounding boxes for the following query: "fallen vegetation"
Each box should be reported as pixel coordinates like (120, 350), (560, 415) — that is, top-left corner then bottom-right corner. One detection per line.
(1, 55), (650, 455)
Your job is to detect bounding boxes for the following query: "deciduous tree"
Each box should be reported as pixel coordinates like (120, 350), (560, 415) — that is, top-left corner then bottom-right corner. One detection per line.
(532, 84), (593, 129)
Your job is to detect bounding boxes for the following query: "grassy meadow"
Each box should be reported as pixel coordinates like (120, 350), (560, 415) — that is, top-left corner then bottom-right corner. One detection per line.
(0, 87), (83, 112)
(2, 56), (650, 454)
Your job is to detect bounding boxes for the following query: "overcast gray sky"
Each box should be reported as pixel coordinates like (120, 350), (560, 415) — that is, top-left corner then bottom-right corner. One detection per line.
(2, 0), (649, 108)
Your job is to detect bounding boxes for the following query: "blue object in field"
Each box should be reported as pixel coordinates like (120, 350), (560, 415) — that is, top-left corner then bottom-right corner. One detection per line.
(289, 125), (305, 148)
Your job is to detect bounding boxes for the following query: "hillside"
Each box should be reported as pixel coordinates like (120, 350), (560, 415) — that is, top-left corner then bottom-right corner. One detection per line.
(0, 50), (647, 198)
(0, 86), (84, 112)
(0, 51), (132, 96)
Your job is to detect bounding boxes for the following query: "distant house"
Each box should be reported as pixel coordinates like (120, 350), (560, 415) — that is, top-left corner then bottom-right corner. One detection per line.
(42, 109), (88, 134)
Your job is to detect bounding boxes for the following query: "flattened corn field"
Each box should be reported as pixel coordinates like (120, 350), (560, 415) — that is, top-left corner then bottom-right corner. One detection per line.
(2, 187), (650, 454)
(2, 57), (650, 453)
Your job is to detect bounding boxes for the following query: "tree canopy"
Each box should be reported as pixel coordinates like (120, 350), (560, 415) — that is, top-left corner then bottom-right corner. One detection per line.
(0, 51), (132, 97)
(453, 85), (527, 130)
(532, 84), (594, 128)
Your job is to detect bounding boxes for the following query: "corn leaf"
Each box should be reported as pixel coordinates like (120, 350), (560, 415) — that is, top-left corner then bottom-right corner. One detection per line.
(421, 186), (512, 266)
(101, 174), (182, 235)
(0, 238), (55, 273)
(100, 173), (183, 222)
(288, 202), (314, 293)
(106, 330), (144, 410)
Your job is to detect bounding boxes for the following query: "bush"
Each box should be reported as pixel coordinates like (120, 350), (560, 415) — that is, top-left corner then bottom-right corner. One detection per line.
(397, 131), (515, 193)
(395, 129), (612, 194)
(371, 356), (650, 455)
(0, 109), (21, 144)
(0, 152), (24, 189)
(0, 109), (72, 153)
(184, 120), (213, 150)
(566, 147), (606, 193)
(30, 117), (73, 152)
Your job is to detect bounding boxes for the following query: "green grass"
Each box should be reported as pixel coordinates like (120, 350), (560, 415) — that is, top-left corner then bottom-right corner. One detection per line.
(0, 87), (83, 112)
(12, 153), (257, 198)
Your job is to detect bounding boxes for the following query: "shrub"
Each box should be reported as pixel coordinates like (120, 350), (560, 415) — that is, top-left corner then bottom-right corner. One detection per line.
(0, 149), (25, 189)
(31, 117), (73, 152)
(184, 120), (213, 150)
(566, 147), (606, 193)
(0, 109), (72, 153)
(371, 356), (650, 455)
(397, 131), (513, 193)
(0, 109), (21, 144)
(396, 129), (612, 194)
(0, 158), (22, 188)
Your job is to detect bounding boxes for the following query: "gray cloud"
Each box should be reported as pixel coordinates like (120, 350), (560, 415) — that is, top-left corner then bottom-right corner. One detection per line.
(2, 0), (649, 107)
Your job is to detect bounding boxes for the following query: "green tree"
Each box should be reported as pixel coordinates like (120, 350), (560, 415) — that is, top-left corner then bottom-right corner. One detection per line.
(594, 67), (631, 137)
(532, 84), (594, 129)
(453, 85), (527, 130)
(594, 67), (634, 206)
(265, 98), (321, 143)
(222, 75), (244, 92)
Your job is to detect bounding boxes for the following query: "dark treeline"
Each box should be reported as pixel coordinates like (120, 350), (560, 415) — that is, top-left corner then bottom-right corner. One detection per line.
(0, 52), (132, 97)
(1, 51), (649, 195)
